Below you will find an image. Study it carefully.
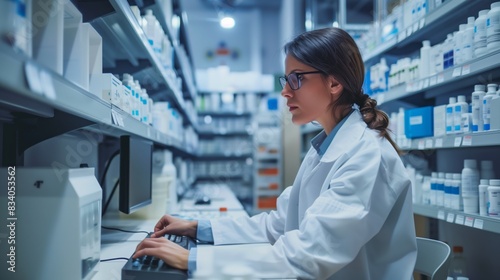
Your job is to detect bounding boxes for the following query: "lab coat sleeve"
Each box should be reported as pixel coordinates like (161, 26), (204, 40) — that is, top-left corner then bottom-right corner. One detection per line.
(210, 186), (292, 244)
(211, 138), (406, 279)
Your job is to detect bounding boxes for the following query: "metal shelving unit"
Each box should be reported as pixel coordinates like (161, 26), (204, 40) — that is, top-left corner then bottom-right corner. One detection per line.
(375, 50), (500, 105)
(413, 204), (500, 235)
(400, 130), (500, 151)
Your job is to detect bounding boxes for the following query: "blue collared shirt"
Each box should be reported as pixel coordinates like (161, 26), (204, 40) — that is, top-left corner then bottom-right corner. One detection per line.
(310, 110), (353, 157)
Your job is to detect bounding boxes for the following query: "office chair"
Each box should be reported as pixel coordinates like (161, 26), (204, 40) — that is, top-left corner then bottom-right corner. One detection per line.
(414, 237), (452, 280)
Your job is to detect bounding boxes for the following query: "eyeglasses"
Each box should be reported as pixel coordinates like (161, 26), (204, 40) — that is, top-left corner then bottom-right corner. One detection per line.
(279, 71), (323, 90)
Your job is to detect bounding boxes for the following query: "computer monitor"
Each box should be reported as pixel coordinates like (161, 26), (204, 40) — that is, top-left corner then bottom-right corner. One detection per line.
(119, 135), (153, 214)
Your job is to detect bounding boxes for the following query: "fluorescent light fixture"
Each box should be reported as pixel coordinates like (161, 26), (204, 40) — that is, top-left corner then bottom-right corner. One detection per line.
(220, 16), (235, 29)
(332, 21), (339, 27)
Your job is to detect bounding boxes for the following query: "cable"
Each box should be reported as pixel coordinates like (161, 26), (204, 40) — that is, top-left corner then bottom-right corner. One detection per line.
(100, 257), (129, 262)
(101, 225), (149, 235)
(100, 149), (120, 187)
(102, 179), (120, 217)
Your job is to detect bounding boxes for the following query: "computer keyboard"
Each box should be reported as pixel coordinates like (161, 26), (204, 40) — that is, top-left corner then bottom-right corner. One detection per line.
(121, 233), (196, 280)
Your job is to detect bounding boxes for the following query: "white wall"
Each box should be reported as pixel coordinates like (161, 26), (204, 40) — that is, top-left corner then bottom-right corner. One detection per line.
(183, 0), (281, 74)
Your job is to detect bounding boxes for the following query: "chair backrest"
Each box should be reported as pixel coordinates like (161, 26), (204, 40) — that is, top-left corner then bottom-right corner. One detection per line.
(414, 237), (452, 280)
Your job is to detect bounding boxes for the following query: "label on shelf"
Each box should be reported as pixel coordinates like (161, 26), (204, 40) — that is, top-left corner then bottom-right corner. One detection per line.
(462, 135), (472, 146)
(462, 64), (471, 75)
(438, 210), (445, 220)
(24, 62), (44, 95)
(429, 76), (437, 86)
(454, 137), (462, 147)
(419, 18), (425, 29)
(111, 110), (124, 127)
(39, 71), (57, 100)
(455, 214), (465, 225)
(413, 22), (419, 33)
(437, 74), (444, 84)
(446, 212), (455, 223)
(418, 140), (425, 150)
(435, 138), (443, 148)
(425, 139), (433, 149)
(423, 79), (429, 88)
(464, 216), (474, 227)
(473, 219), (484, 229)
(406, 28), (412, 37)
(397, 32), (407, 43)
(452, 67), (462, 77)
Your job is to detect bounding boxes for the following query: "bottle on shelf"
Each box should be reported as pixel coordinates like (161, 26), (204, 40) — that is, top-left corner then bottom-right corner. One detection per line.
(446, 97), (457, 134)
(479, 179), (490, 216)
(474, 9), (490, 57)
(471, 84), (486, 132)
(486, 2), (500, 51)
(483, 84), (498, 131)
(419, 40), (431, 78)
(462, 159), (480, 214)
(454, 25), (466, 65)
(454, 95), (468, 133)
(462, 17), (475, 63)
(481, 160), (495, 180)
(448, 246), (468, 280)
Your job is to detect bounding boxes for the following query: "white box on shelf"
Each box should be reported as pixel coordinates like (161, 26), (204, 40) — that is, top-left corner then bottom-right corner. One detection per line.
(31, 0), (64, 74)
(90, 73), (122, 108)
(63, 2), (88, 90)
(433, 105), (446, 136)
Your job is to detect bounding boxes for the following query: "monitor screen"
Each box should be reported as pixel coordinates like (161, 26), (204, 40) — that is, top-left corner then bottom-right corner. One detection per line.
(119, 135), (153, 214)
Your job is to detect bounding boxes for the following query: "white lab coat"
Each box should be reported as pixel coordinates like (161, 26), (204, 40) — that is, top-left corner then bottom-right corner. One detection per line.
(210, 110), (417, 279)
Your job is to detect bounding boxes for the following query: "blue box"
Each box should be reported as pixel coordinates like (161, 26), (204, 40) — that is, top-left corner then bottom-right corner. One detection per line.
(404, 106), (434, 139)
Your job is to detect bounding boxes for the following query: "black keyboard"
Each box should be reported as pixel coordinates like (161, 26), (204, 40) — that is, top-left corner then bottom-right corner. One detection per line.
(121, 233), (196, 280)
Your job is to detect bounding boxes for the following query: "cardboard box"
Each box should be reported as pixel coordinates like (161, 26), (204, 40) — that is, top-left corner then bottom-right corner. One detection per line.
(405, 106), (434, 139)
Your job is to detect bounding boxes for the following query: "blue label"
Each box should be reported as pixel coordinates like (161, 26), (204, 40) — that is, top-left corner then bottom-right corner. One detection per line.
(455, 105), (462, 112)
(487, 18), (490, 27)
(438, 183), (444, 191)
(446, 107), (453, 113)
(485, 124), (491, 130)
(472, 125), (478, 131)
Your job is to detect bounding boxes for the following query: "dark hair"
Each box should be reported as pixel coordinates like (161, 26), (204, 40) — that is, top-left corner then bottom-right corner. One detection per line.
(284, 27), (400, 153)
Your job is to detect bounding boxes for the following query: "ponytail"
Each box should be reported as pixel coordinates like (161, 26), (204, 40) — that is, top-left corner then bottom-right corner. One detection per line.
(356, 92), (401, 154)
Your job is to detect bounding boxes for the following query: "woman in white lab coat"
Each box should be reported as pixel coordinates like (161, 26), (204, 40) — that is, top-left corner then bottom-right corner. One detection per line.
(134, 27), (417, 279)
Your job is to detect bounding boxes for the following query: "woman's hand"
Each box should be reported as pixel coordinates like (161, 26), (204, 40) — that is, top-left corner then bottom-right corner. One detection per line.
(132, 237), (189, 270)
(150, 214), (198, 238)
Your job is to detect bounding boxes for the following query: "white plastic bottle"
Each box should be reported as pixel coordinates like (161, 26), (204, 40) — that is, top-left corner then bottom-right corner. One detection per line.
(474, 10), (490, 57)
(446, 97), (457, 134)
(462, 159), (480, 213)
(122, 73), (136, 117)
(420, 40), (431, 78)
(488, 179), (500, 216)
(462, 17), (475, 62)
(444, 173), (454, 208)
(430, 172), (438, 206)
(479, 179), (490, 216)
(397, 107), (406, 147)
(483, 83), (498, 131)
(487, 2), (500, 51)
(143, 9), (157, 48)
(452, 173), (462, 211)
(443, 34), (454, 69)
(455, 24), (466, 65)
(437, 172), (445, 206)
(454, 95), (468, 133)
(471, 84), (486, 132)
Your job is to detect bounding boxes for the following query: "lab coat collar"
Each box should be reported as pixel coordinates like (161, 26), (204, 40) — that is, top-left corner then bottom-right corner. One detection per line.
(320, 109), (366, 163)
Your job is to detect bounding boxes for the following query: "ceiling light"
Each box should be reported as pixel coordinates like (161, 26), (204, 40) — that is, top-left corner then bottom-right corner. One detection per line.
(220, 16), (235, 29)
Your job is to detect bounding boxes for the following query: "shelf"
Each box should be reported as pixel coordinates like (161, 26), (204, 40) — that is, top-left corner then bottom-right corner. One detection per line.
(93, 0), (197, 129)
(195, 175), (244, 181)
(197, 111), (253, 117)
(375, 49), (500, 105)
(413, 204), (500, 235)
(198, 129), (251, 137)
(197, 153), (252, 160)
(363, 0), (491, 63)
(256, 189), (281, 196)
(400, 130), (500, 151)
(0, 43), (198, 158)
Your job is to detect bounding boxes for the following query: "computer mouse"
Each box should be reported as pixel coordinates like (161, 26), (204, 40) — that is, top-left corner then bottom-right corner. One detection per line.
(195, 196), (211, 205)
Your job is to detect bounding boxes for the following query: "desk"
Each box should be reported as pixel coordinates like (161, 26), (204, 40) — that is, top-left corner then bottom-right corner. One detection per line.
(93, 184), (250, 280)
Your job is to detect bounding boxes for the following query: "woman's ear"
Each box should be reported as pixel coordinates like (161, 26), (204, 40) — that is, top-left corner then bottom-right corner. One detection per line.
(329, 76), (343, 96)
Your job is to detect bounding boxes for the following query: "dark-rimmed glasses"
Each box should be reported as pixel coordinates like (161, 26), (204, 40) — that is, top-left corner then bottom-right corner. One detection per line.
(279, 71), (323, 90)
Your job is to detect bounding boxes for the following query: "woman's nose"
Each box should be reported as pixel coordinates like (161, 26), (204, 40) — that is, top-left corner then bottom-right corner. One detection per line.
(281, 87), (293, 98)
